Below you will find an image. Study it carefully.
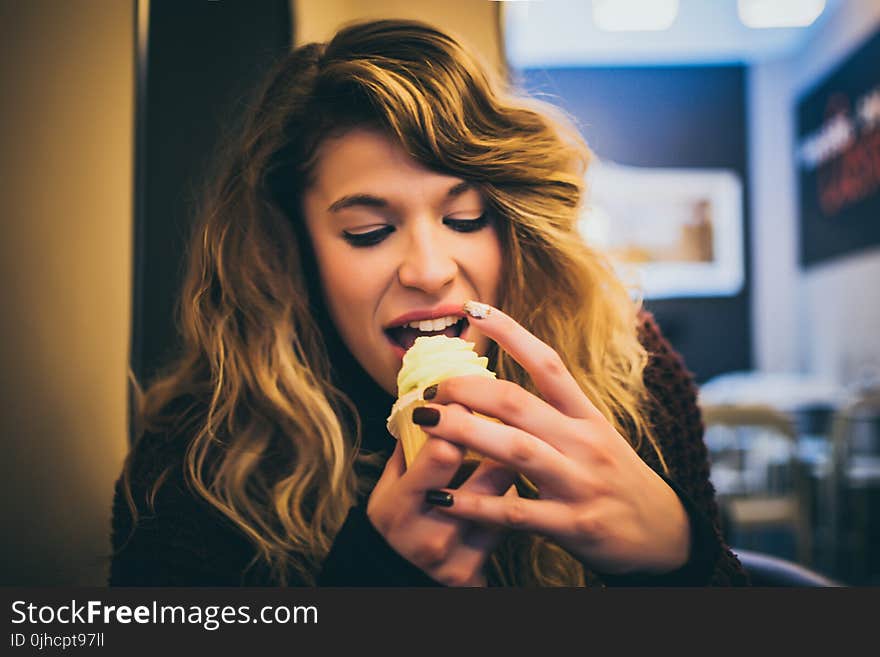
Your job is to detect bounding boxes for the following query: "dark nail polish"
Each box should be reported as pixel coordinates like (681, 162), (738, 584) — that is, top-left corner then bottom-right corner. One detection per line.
(423, 384), (438, 400)
(412, 406), (440, 427)
(425, 490), (454, 507)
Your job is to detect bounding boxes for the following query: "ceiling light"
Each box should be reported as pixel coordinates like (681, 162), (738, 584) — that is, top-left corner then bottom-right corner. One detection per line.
(738, 0), (826, 29)
(592, 0), (679, 32)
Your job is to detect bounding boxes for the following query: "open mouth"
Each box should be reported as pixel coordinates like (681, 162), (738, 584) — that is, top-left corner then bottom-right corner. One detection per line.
(385, 317), (468, 352)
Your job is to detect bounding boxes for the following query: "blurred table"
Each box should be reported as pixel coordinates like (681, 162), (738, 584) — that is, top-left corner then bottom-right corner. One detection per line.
(698, 371), (880, 582)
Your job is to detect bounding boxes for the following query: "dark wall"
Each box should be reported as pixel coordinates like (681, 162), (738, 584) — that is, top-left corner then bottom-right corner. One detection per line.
(131, 0), (292, 431)
(519, 66), (752, 383)
(797, 27), (880, 267)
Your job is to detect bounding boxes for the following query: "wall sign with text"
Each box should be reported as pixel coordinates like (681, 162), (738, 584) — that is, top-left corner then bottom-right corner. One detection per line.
(797, 28), (880, 267)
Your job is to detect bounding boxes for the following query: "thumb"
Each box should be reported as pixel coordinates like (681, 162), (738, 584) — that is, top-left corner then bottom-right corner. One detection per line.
(374, 440), (406, 494)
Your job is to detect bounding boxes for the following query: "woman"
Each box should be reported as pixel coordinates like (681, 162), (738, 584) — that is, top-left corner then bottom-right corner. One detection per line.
(110, 18), (748, 587)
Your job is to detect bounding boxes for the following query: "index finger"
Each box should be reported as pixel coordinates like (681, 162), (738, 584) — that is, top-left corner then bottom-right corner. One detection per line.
(463, 300), (597, 419)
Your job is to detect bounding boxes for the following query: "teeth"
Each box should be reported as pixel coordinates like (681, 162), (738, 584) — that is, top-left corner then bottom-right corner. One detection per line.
(404, 315), (460, 331)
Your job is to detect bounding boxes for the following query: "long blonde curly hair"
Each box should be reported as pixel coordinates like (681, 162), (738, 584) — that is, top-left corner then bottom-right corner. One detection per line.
(120, 18), (664, 586)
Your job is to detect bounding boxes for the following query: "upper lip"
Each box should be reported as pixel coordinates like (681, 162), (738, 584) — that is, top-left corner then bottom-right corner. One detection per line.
(384, 303), (468, 329)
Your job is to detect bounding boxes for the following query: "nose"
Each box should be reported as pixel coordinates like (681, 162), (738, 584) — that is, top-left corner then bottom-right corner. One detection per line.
(397, 221), (457, 294)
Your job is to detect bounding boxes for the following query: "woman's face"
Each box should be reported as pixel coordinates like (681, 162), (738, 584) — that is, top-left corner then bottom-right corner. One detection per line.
(302, 128), (503, 396)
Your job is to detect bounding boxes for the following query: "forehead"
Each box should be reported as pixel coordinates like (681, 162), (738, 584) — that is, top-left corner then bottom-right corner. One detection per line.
(306, 128), (476, 205)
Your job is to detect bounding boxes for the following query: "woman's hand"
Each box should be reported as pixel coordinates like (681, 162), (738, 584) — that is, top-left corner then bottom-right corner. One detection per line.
(414, 301), (691, 577)
(367, 409), (517, 587)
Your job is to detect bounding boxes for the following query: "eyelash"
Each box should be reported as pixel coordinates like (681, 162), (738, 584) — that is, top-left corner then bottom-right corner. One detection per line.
(342, 213), (491, 247)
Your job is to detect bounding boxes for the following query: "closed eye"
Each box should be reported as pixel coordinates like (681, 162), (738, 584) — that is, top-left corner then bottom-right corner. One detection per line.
(342, 213), (491, 247)
(342, 225), (394, 247)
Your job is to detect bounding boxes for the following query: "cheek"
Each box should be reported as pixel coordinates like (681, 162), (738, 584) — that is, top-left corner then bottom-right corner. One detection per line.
(472, 230), (504, 296)
(308, 236), (356, 320)
(318, 258), (358, 316)
(321, 249), (392, 297)
(311, 231), (365, 291)
(313, 243), (390, 337)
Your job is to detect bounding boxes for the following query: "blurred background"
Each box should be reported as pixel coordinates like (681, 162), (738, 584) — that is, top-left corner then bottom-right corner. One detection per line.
(1, 0), (878, 585)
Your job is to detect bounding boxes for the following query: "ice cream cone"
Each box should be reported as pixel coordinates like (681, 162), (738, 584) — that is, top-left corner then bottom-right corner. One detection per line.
(387, 393), (499, 467)
(387, 396), (429, 467)
(386, 335), (498, 468)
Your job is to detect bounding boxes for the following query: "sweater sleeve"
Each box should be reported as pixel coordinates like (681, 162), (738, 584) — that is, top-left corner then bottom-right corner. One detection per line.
(109, 427), (440, 587)
(108, 430), (275, 586)
(317, 503), (441, 586)
(109, 490), (258, 586)
(601, 312), (749, 586)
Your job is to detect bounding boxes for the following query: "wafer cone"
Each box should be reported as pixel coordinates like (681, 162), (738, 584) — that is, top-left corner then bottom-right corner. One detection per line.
(387, 394), (498, 468)
(388, 397), (430, 467)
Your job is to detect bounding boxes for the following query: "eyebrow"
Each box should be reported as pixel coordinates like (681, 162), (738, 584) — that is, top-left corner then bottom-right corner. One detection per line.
(327, 181), (473, 213)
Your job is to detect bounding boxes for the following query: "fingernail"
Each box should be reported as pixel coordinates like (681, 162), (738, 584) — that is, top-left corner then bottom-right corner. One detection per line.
(423, 384), (438, 400)
(412, 406), (440, 426)
(463, 300), (492, 319)
(425, 490), (454, 507)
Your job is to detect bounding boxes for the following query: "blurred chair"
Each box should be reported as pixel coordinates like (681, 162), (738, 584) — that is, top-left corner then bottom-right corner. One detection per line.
(734, 549), (841, 587)
(827, 386), (880, 585)
(701, 403), (813, 566)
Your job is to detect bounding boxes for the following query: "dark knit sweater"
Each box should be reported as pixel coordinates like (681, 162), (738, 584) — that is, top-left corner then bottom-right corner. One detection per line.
(108, 312), (748, 587)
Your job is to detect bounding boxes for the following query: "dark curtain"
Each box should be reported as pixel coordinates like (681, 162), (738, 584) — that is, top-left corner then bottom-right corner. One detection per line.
(131, 0), (293, 442)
